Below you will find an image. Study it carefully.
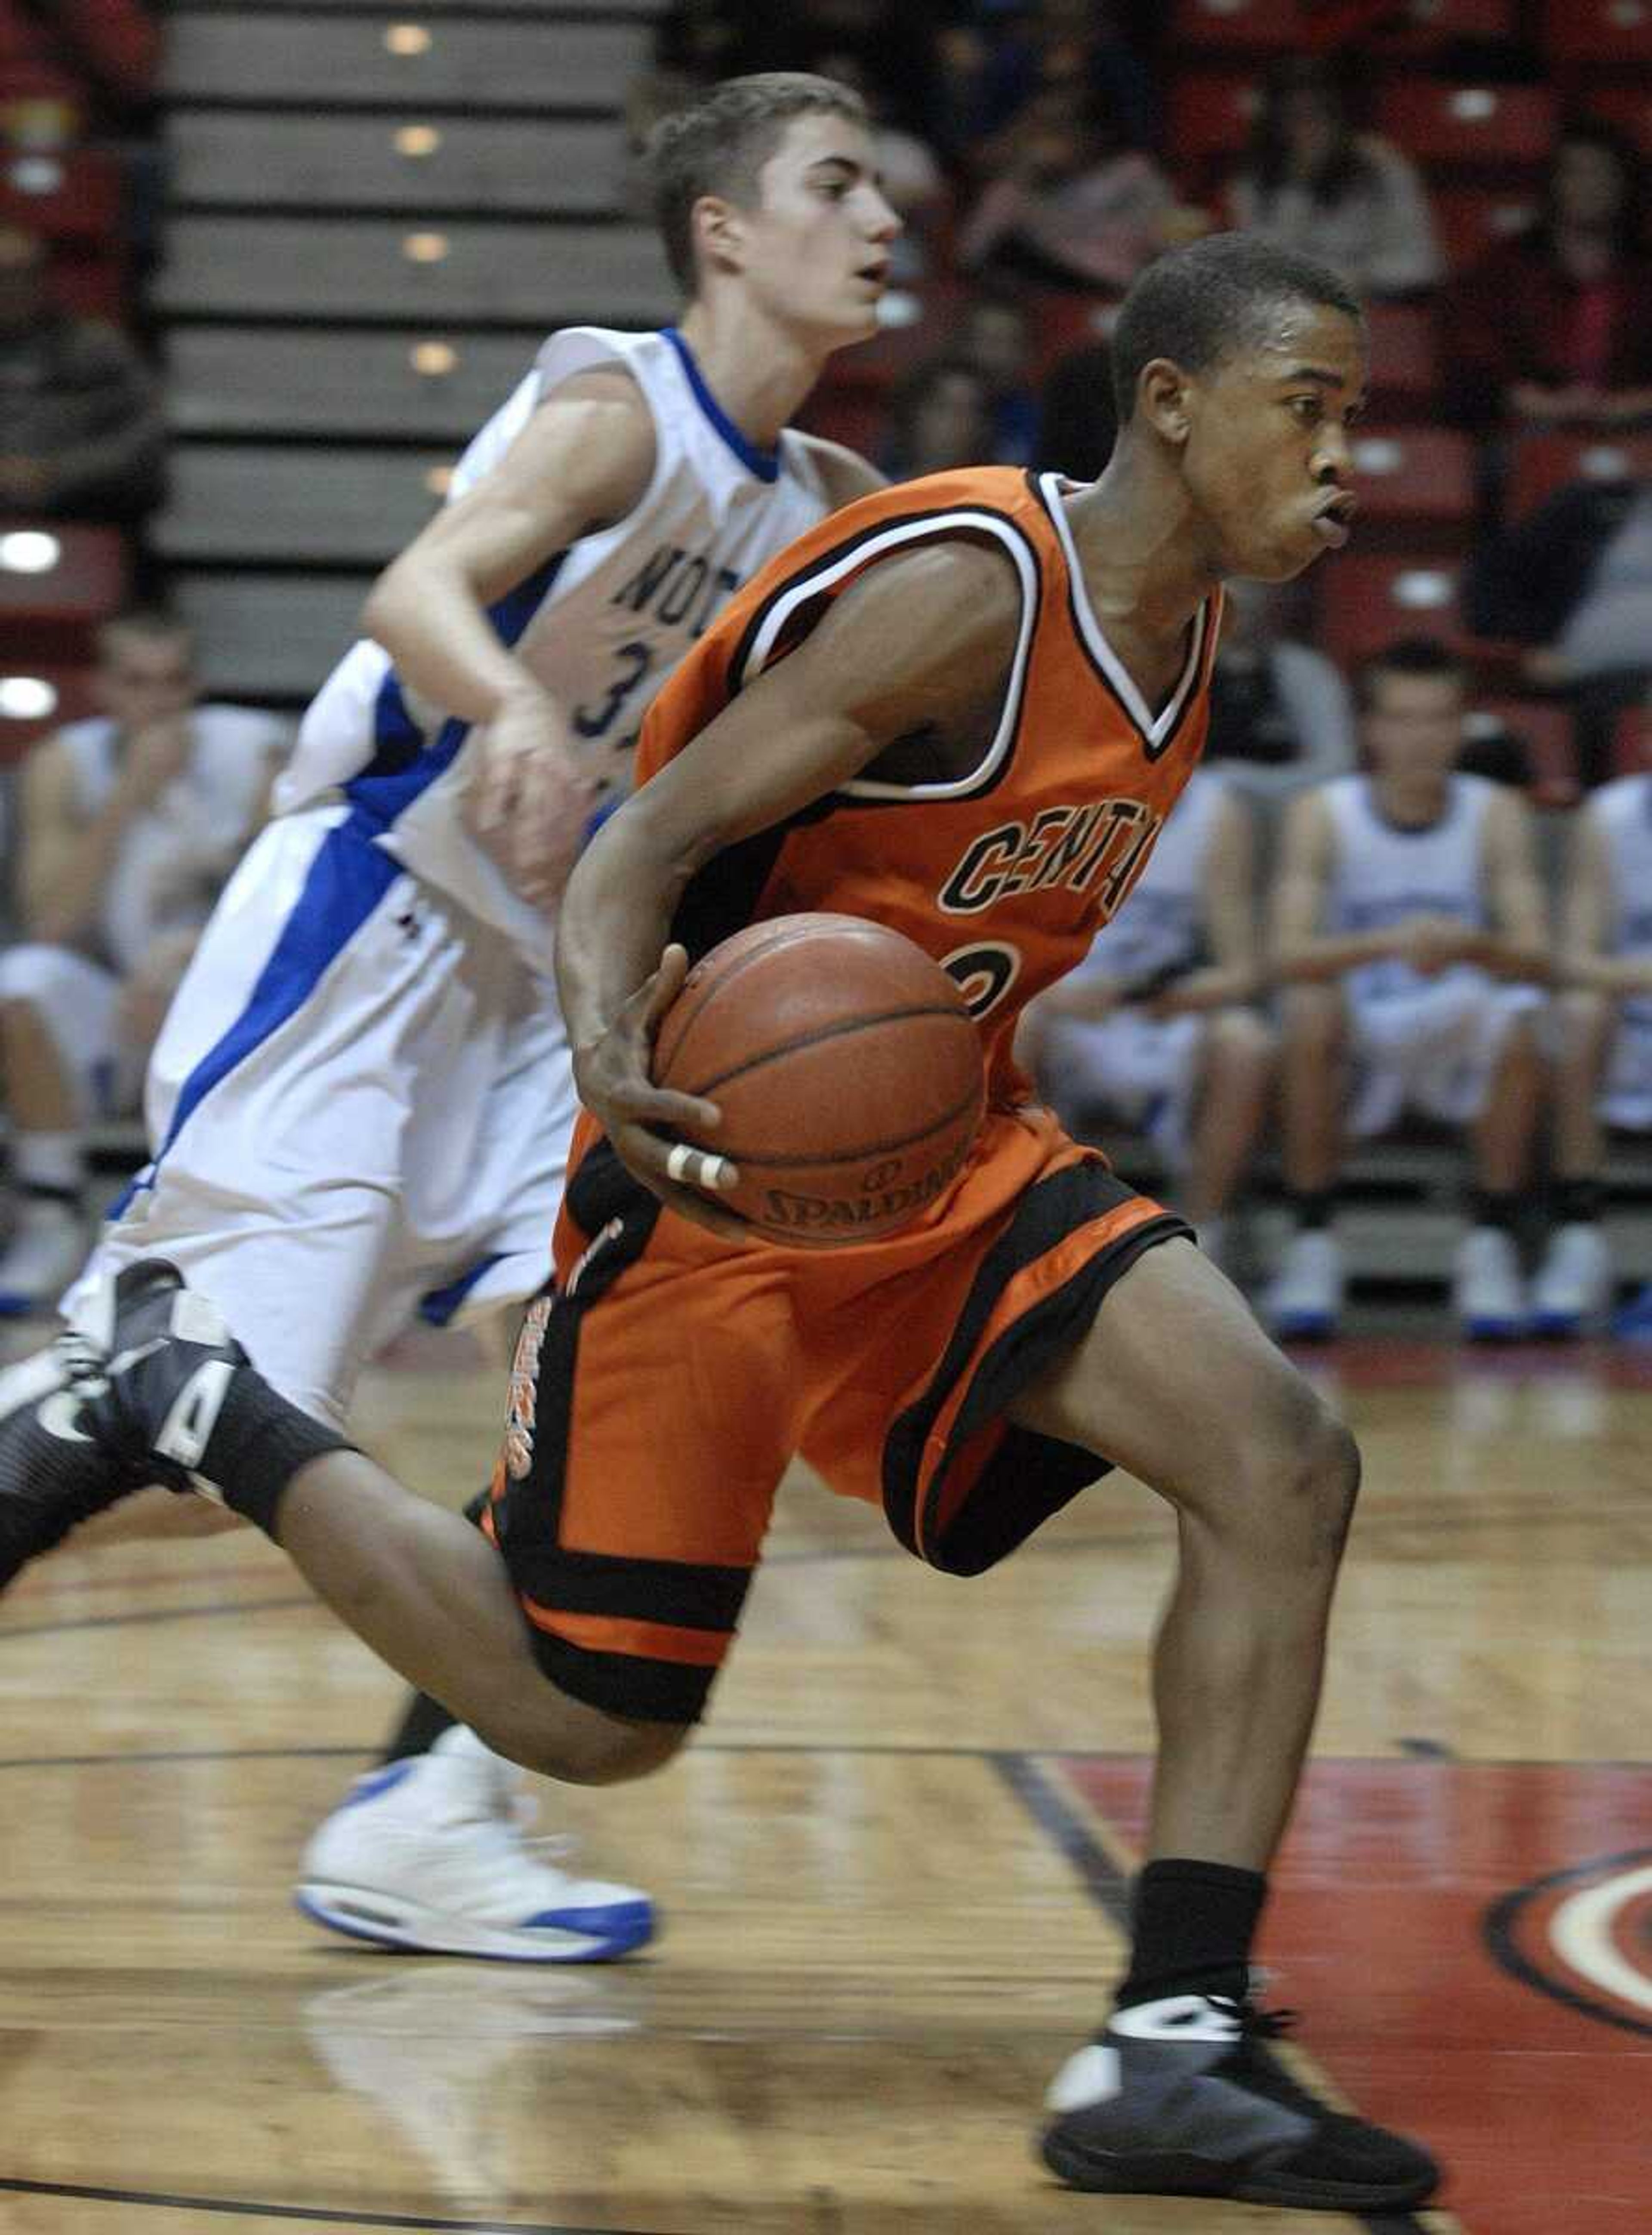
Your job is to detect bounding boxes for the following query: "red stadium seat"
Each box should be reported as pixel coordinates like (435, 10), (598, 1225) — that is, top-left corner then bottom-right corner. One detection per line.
(1317, 555), (1491, 667)
(0, 521), (127, 661)
(0, 663), (96, 759)
(1364, 305), (1441, 414)
(1506, 432), (1652, 519)
(1586, 85), (1652, 157)
(0, 145), (122, 245)
(1169, 0), (1299, 55)
(1541, 0), (1652, 69)
(1613, 707), (1652, 780)
(1377, 82), (1555, 171)
(1468, 697), (1580, 804)
(1349, 428), (1475, 544)
(1434, 186), (1539, 273)
(1166, 74), (1257, 172)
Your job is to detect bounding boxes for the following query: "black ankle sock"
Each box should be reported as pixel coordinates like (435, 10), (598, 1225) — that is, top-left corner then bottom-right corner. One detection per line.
(1467, 1188), (1520, 1234)
(1112, 1858), (1268, 2013)
(204, 1368), (355, 1537)
(1553, 1177), (1603, 1226)
(380, 1689), (460, 1763)
(376, 1488), (490, 1763)
(1290, 1190), (1335, 1232)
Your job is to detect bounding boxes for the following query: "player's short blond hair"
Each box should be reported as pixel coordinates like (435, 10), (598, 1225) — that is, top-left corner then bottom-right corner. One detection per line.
(645, 72), (869, 295)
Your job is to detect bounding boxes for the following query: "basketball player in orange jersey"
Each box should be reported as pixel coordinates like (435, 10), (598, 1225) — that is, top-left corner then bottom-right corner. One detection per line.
(0, 234), (1439, 2210)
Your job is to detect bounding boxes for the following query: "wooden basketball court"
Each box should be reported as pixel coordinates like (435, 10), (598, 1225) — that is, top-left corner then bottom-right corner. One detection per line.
(1, 1320), (1647, 2235)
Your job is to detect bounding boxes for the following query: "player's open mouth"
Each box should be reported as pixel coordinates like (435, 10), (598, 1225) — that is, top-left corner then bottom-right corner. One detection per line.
(1312, 492), (1356, 549)
(857, 262), (889, 287)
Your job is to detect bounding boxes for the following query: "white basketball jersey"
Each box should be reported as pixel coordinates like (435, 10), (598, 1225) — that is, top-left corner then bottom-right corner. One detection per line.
(59, 705), (287, 974)
(1069, 768), (1228, 985)
(1322, 771), (1493, 1005)
(277, 325), (837, 968)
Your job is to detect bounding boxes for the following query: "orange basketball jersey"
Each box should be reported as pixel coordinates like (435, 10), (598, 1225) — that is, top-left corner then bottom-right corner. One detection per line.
(633, 466), (1222, 1101)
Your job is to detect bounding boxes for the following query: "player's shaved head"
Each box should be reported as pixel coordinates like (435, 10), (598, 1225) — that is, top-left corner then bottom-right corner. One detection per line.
(1110, 234), (1363, 424)
(646, 71), (870, 293)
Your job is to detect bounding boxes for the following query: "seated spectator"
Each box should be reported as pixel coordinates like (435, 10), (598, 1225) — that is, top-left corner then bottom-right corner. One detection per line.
(0, 610), (287, 1310)
(1532, 770), (1652, 1336)
(1267, 638), (1551, 1342)
(956, 84), (1179, 296)
(880, 356), (999, 478)
(1464, 460), (1652, 789)
(1441, 119), (1652, 437)
(1017, 768), (1271, 1274)
(1226, 57), (1443, 301)
(0, 220), (163, 520)
(936, 0), (1158, 168)
(955, 287), (1040, 464)
(1202, 580), (1359, 800)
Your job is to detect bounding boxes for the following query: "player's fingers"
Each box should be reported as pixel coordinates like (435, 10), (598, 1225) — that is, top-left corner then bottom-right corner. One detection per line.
(609, 1073), (722, 1136)
(614, 1113), (736, 1193)
(638, 943), (691, 1031)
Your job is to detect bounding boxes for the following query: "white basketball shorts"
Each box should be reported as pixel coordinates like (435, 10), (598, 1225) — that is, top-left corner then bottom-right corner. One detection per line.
(1037, 1008), (1205, 1168)
(1346, 970), (1544, 1138)
(62, 804), (576, 1426)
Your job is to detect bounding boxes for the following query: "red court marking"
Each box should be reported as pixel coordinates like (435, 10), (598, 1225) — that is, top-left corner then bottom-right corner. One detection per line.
(1055, 1757), (1652, 2235)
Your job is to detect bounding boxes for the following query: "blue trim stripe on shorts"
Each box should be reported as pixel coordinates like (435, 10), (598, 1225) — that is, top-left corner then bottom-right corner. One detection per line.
(149, 809), (402, 1168)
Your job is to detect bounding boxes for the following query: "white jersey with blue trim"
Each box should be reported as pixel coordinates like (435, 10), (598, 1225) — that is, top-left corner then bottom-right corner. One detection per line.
(1064, 768), (1227, 987)
(276, 324), (836, 968)
(1322, 771), (1494, 1005)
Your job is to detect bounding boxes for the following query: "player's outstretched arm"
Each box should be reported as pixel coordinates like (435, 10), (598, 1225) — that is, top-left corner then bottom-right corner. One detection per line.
(362, 367), (657, 911)
(556, 539), (1023, 1229)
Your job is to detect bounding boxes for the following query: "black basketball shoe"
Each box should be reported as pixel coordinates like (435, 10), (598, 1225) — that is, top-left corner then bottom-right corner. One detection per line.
(73, 1259), (350, 1524)
(1039, 1991), (1441, 2211)
(0, 1261), (198, 1592)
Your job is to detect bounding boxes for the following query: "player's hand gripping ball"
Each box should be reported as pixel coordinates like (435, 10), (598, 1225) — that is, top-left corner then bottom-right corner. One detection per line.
(652, 913), (986, 1246)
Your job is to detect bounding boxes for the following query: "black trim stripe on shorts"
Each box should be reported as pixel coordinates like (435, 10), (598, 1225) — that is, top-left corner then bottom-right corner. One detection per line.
(882, 1161), (1191, 1576)
(493, 1140), (750, 1725)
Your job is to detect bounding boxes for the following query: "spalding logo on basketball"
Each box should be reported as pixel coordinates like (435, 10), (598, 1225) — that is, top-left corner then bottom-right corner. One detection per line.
(1487, 1847), (1652, 2036)
(652, 912), (986, 1246)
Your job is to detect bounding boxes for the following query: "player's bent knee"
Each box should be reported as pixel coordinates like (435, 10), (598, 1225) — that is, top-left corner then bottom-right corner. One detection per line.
(1230, 1372), (1361, 1561)
(478, 1689), (690, 1787)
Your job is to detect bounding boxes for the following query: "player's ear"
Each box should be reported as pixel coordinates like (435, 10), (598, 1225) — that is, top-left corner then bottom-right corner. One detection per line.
(1138, 358), (1193, 447)
(693, 192), (746, 276)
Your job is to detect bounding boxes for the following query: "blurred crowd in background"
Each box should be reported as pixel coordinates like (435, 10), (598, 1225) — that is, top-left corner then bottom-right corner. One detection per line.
(0, 0), (1651, 1339)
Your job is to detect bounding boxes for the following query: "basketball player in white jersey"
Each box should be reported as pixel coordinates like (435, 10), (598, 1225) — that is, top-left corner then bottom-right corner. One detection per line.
(1529, 768), (1652, 1335)
(25, 72), (897, 1959)
(1267, 637), (1551, 1341)
(0, 610), (287, 1312)
(1016, 768), (1272, 1272)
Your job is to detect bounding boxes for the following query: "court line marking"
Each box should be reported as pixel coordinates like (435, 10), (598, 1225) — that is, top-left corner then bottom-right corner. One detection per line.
(0, 1593), (315, 1639)
(993, 1751), (1459, 2235)
(0, 2178), (667, 2234)
(1484, 1845), (1652, 2040)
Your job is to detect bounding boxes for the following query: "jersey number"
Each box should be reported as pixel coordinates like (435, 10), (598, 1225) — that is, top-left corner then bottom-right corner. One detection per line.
(941, 942), (1022, 1020)
(573, 641), (656, 740)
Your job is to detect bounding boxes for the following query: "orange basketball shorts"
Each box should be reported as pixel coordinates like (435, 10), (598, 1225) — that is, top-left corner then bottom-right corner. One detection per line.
(482, 1104), (1189, 1723)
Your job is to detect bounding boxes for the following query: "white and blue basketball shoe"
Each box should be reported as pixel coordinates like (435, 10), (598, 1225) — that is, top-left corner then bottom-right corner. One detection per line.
(297, 1726), (656, 1963)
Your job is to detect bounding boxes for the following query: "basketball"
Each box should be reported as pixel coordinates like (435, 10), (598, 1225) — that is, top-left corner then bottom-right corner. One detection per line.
(652, 913), (986, 1246)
